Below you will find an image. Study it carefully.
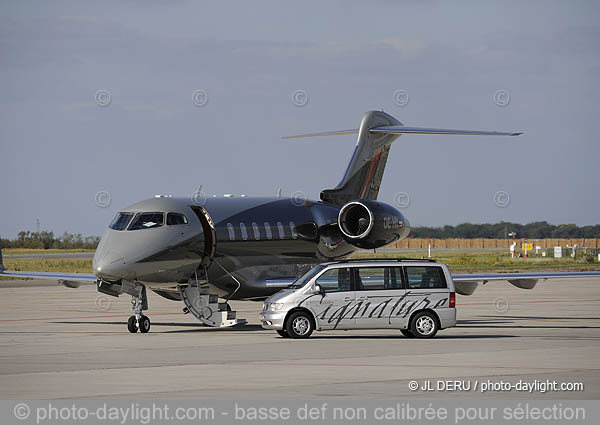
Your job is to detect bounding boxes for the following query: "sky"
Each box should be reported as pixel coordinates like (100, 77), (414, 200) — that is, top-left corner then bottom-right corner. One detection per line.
(1, 0), (599, 239)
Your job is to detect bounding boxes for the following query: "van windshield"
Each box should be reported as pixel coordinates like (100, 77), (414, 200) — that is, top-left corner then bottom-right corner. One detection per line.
(288, 265), (326, 289)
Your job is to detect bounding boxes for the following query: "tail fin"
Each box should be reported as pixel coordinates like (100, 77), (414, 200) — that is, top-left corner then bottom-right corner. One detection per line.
(284, 111), (521, 205)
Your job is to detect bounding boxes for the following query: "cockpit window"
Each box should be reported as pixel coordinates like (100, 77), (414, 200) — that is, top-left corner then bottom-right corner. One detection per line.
(167, 213), (188, 225)
(128, 212), (164, 230)
(109, 212), (134, 231)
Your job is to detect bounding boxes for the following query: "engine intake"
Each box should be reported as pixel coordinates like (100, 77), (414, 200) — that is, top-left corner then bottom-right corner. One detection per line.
(338, 200), (409, 249)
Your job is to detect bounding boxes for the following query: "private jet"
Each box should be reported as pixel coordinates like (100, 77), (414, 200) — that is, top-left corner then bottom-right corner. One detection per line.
(2, 110), (599, 333)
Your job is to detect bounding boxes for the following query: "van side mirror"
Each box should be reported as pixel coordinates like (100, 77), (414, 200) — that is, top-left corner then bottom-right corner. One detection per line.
(314, 284), (325, 295)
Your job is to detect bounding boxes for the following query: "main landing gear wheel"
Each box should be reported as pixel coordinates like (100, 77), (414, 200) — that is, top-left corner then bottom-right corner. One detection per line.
(127, 316), (138, 333)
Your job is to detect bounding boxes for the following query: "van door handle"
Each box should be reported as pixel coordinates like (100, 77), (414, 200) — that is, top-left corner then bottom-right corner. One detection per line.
(343, 297), (352, 302)
(356, 296), (368, 301)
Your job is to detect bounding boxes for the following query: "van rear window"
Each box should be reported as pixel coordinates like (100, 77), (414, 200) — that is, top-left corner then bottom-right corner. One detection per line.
(404, 266), (447, 289)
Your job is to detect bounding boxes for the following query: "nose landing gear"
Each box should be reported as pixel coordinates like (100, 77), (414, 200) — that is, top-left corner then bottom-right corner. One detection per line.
(127, 285), (151, 333)
(127, 314), (151, 333)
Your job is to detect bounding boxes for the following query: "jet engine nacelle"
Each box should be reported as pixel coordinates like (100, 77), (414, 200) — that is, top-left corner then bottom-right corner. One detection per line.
(337, 200), (410, 250)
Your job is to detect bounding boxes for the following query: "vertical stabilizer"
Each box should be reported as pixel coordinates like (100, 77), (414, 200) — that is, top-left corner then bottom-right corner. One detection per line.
(320, 111), (401, 205)
(283, 110), (521, 206)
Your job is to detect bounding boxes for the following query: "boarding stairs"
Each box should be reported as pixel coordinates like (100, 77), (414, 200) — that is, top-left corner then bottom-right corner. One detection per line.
(179, 284), (247, 328)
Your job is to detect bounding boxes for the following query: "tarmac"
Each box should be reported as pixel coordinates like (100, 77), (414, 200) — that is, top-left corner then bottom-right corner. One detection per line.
(0, 277), (599, 400)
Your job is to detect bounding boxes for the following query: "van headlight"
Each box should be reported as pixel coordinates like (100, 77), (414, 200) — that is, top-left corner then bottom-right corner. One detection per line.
(263, 302), (284, 312)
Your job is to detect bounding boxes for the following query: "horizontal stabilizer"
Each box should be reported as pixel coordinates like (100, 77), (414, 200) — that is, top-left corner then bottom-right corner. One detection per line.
(282, 129), (359, 139)
(283, 110), (522, 205)
(369, 126), (522, 137)
(284, 126), (521, 139)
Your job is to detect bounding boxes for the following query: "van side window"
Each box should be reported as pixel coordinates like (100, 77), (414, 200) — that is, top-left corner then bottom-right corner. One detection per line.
(227, 223), (235, 241)
(240, 223), (248, 241)
(264, 222), (273, 240)
(289, 221), (297, 239)
(251, 222), (260, 240)
(355, 267), (402, 291)
(404, 266), (447, 289)
(315, 268), (352, 292)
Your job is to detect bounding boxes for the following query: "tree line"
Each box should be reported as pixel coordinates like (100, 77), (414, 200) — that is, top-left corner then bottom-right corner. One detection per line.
(1, 231), (100, 249)
(1, 221), (599, 249)
(409, 221), (600, 239)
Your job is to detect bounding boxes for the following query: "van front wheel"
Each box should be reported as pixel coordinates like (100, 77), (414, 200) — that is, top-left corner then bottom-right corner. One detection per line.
(276, 329), (289, 338)
(400, 329), (415, 338)
(410, 311), (439, 338)
(286, 311), (314, 339)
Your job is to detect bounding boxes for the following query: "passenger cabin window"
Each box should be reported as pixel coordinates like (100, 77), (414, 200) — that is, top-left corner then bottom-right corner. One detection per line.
(251, 222), (260, 240)
(289, 221), (297, 239)
(355, 267), (402, 291)
(128, 212), (164, 230)
(109, 212), (134, 231)
(239, 222), (248, 240)
(227, 223), (235, 240)
(404, 266), (447, 289)
(264, 222), (273, 240)
(166, 213), (188, 225)
(315, 268), (352, 292)
(276, 222), (285, 239)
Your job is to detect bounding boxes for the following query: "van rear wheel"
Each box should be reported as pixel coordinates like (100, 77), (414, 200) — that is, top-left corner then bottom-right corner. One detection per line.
(410, 311), (439, 338)
(285, 311), (314, 339)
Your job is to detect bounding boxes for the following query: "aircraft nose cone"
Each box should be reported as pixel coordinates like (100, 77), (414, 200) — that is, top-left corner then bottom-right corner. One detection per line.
(93, 237), (126, 280)
(94, 253), (127, 280)
(93, 229), (129, 280)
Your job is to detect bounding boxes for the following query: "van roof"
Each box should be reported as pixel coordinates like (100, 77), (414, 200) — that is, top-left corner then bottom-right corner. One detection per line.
(323, 258), (439, 266)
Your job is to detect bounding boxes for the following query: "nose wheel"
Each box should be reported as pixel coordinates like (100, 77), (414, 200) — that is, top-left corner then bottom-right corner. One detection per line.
(127, 287), (151, 333)
(127, 315), (151, 333)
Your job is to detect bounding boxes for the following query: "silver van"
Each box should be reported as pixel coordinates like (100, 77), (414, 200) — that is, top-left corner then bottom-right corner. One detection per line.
(260, 259), (456, 339)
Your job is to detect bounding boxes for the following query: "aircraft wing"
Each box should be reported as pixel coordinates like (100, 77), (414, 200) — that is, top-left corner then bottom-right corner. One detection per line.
(0, 270), (96, 288)
(451, 271), (600, 295)
(0, 245), (96, 288)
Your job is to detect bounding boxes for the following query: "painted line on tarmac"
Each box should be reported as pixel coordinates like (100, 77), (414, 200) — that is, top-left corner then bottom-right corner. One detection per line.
(460, 298), (600, 305)
(0, 310), (262, 323)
